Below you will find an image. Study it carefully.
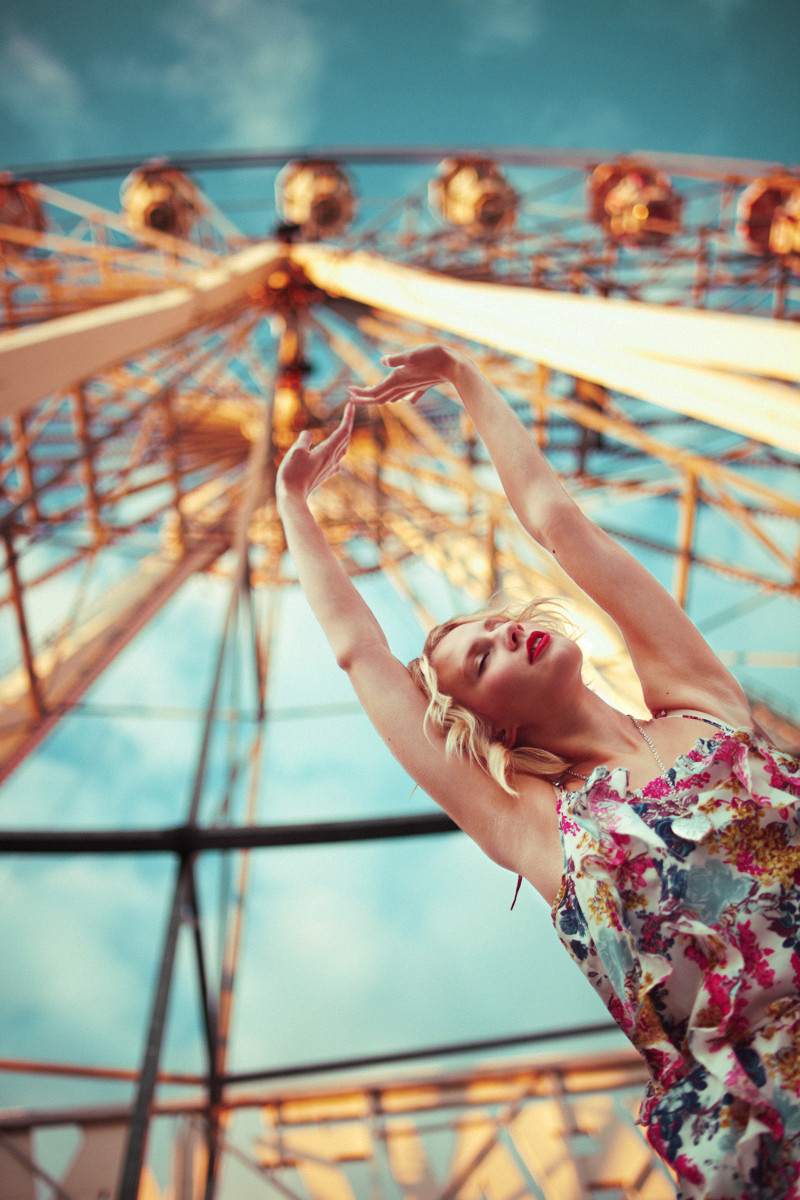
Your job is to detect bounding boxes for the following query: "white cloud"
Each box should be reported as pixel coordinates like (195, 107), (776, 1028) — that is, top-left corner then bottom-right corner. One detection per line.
(0, 856), (172, 1074)
(225, 835), (609, 1073)
(156, 0), (324, 146)
(453, 0), (543, 55)
(0, 31), (89, 157)
(0, 0), (325, 164)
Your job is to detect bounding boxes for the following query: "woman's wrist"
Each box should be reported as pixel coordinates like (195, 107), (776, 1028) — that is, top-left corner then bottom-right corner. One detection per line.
(447, 349), (481, 393)
(276, 484), (310, 518)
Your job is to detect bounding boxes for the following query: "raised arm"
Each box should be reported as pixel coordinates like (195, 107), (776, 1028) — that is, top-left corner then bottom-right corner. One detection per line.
(275, 405), (388, 666)
(351, 346), (565, 535)
(349, 347), (750, 724)
(275, 404), (552, 877)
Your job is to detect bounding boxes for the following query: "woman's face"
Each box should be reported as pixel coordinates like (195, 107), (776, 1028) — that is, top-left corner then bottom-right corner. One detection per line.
(429, 616), (582, 742)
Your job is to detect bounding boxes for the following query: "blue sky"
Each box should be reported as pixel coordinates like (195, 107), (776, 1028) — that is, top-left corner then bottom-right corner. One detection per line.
(2, 0), (799, 168)
(1, 1), (799, 1194)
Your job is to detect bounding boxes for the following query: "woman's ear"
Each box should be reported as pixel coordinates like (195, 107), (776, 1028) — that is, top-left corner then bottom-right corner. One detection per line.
(500, 726), (518, 750)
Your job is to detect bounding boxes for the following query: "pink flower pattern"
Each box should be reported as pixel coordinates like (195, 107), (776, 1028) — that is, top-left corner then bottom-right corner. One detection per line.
(551, 722), (800, 1199)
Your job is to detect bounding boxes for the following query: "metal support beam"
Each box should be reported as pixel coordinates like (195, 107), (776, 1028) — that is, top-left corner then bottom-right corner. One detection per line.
(116, 562), (246, 1200)
(186, 867), (219, 1101)
(294, 245), (800, 452)
(8, 414), (40, 523)
(160, 389), (187, 553)
(437, 1098), (526, 1200)
(0, 812), (458, 856)
(673, 473), (698, 608)
(70, 384), (104, 544)
(117, 362), (274, 1200)
(0, 536), (230, 784)
(0, 1132), (77, 1200)
(204, 589), (281, 1200)
(2, 531), (45, 721)
(117, 856), (194, 1200)
(0, 241), (283, 418)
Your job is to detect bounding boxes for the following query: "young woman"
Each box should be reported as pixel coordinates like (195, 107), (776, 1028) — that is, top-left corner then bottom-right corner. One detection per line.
(276, 343), (800, 1200)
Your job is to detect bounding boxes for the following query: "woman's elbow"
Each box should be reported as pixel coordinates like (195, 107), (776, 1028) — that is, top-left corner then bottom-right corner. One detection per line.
(535, 496), (586, 547)
(335, 635), (390, 675)
(334, 645), (357, 672)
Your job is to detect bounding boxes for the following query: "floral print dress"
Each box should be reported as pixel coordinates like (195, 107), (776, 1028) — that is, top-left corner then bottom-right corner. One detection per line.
(551, 715), (800, 1199)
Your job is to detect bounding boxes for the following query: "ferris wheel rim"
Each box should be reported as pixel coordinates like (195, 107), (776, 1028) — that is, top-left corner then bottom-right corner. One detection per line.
(4, 143), (798, 186)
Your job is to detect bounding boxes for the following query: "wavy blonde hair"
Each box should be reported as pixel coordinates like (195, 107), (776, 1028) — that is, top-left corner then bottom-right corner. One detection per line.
(408, 597), (577, 795)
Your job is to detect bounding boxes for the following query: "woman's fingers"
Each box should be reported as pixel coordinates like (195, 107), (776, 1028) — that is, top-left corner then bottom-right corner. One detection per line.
(346, 380), (386, 398)
(347, 375), (442, 405)
(316, 400), (353, 444)
(325, 401), (355, 454)
(314, 401), (354, 466)
(346, 345), (452, 407)
(353, 369), (441, 390)
(341, 398), (356, 434)
(281, 430), (311, 469)
(278, 402), (354, 497)
(348, 386), (431, 406)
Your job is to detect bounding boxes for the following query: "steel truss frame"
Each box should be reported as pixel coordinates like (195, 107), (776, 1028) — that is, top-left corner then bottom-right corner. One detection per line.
(1, 1042), (677, 1200)
(1, 147), (799, 1199)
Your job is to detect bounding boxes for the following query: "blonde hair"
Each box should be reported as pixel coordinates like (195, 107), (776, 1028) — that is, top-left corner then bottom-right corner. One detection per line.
(408, 598), (576, 795)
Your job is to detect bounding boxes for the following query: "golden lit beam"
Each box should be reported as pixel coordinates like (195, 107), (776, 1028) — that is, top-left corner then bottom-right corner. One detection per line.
(0, 223), (205, 277)
(0, 241), (283, 419)
(34, 182), (221, 265)
(297, 244), (800, 380)
(291, 244), (800, 454)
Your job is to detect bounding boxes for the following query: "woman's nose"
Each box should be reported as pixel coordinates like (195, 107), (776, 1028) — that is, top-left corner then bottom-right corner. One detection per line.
(502, 622), (523, 648)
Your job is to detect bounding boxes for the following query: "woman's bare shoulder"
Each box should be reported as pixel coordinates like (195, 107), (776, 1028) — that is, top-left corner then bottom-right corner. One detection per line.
(653, 685), (752, 732)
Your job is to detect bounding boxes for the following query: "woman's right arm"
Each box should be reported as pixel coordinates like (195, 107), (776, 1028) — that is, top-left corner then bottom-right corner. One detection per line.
(276, 405), (547, 875)
(350, 346), (566, 538)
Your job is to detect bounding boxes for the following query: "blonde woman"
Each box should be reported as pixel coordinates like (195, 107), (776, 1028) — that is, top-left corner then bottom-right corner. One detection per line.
(276, 343), (800, 1199)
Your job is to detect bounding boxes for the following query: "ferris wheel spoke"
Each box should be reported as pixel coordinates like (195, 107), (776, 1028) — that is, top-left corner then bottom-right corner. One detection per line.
(0, 239), (286, 418)
(1, 146), (799, 1200)
(291, 243), (800, 449)
(0, 533), (229, 784)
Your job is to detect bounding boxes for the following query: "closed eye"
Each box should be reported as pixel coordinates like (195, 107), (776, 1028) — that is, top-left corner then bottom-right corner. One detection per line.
(477, 651), (489, 676)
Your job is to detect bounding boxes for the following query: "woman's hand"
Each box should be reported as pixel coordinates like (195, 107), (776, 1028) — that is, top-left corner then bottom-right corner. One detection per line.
(347, 343), (472, 407)
(276, 401), (355, 506)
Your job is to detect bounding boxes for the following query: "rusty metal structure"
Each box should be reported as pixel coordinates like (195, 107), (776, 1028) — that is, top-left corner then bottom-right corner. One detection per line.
(1, 147), (799, 1199)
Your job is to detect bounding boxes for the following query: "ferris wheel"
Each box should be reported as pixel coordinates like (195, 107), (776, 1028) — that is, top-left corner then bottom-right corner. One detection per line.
(1, 147), (799, 1200)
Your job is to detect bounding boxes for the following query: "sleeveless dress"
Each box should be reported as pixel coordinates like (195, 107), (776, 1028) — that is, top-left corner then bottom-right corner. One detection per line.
(550, 713), (800, 1199)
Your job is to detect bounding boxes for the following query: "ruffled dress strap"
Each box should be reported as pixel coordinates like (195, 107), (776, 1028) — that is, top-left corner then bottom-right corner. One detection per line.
(651, 706), (737, 731)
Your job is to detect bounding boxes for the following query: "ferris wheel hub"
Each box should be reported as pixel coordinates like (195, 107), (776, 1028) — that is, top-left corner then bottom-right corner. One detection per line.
(249, 259), (325, 318)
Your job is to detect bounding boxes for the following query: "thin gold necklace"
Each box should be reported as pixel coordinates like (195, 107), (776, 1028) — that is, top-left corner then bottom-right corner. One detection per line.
(565, 715), (667, 781)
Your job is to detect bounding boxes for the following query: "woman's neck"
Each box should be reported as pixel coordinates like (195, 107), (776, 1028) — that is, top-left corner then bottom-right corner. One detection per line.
(517, 686), (640, 769)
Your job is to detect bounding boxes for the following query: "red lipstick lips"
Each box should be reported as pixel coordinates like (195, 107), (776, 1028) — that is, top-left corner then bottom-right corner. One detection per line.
(526, 631), (550, 663)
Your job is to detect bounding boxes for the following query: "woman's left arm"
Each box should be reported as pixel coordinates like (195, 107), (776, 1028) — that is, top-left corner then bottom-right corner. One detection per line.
(349, 348), (751, 724)
(545, 511), (751, 723)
